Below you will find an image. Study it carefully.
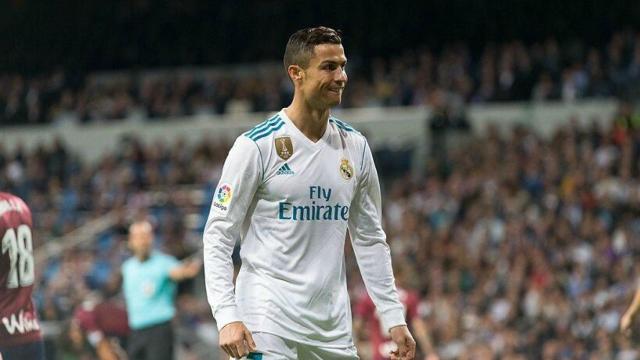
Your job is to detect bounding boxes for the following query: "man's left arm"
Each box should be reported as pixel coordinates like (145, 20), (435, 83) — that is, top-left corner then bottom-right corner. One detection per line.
(348, 140), (416, 359)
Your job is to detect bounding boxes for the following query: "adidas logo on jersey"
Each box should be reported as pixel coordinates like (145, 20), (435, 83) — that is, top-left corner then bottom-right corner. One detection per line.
(276, 163), (294, 175)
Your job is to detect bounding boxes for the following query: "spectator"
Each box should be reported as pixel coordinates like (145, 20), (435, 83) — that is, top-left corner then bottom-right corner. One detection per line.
(3, 31), (640, 125)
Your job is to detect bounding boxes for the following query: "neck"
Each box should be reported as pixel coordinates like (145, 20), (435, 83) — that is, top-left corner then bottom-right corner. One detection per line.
(136, 252), (150, 262)
(285, 95), (330, 142)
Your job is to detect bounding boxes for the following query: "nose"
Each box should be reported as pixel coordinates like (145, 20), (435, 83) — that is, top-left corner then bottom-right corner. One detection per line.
(336, 68), (347, 84)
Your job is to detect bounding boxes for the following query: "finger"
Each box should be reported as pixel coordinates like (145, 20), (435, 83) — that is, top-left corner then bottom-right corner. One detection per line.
(245, 329), (257, 351)
(235, 340), (248, 358)
(227, 343), (240, 359)
(397, 344), (408, 357)
(406, 340), (416, 359)
(221, 344), (233, 358)
(406, 347), (416, 360)
(231, 345), (241, 359)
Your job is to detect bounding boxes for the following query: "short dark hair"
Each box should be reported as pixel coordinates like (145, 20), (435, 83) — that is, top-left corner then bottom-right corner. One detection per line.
(283, 26), (342, 70)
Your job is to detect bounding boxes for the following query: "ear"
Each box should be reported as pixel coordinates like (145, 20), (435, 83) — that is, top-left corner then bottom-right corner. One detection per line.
(287, 65), (304, 82)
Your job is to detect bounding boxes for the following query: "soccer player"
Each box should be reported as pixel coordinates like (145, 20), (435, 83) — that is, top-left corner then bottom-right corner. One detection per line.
(71, 291), (129, 360)
(0, 192), (44, 360)
(354, 265), (438, 360)
(121, 220), (201, 360)
(203, 26), (416, 359)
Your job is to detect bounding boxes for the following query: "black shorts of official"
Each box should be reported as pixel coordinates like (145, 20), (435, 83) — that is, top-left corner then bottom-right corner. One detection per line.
(127, 320), (174, 360)
(0, 340), (45, 360)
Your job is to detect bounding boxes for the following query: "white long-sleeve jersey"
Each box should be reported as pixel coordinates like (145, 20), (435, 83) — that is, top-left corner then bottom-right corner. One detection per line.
(203, 109), (406, 347)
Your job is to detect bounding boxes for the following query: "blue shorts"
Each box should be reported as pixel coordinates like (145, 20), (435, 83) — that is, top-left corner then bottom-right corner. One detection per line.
(0, 340), (45, 360)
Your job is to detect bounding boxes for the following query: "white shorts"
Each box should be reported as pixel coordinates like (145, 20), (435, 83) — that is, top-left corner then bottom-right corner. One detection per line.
(235, 332), (359, 360)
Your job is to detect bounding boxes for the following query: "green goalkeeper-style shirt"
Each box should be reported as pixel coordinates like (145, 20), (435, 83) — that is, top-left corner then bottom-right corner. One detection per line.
(122, 250), (179, 330)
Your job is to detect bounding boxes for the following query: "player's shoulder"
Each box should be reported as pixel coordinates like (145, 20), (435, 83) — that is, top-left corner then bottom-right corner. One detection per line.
(122, 257), (135, 269)
(243, 113), (286, 144)
(329, 115), (366, 142)
(329, 115), (359, 133)
(0, 191), (26, 205)
(0, 192), (31, 219)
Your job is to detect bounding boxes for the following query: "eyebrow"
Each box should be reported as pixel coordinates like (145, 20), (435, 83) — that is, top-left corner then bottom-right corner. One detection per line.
(319, 59), (347, 66)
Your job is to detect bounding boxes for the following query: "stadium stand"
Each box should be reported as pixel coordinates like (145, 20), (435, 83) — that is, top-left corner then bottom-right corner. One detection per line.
(2, 31), (640, 126)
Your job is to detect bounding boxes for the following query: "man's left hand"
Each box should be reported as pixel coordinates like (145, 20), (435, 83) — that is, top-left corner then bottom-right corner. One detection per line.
(389, 325), (416, 360)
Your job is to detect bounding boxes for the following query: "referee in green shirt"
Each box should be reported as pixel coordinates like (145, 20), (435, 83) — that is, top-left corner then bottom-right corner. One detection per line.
(121, 220), (201, 360)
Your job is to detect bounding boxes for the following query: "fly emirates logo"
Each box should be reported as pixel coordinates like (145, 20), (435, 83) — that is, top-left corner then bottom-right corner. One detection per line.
(2, 310), (40, 335)
(278, 186), (349, 221)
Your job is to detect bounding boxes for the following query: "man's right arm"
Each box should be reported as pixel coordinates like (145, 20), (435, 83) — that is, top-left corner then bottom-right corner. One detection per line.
(203, 135), (262, 331)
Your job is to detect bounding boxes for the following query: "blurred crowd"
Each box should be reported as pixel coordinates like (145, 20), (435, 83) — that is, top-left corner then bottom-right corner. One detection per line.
(4, 101), (640, 358)
(351, 105), (640, 359)
(3, 30), (640, 126)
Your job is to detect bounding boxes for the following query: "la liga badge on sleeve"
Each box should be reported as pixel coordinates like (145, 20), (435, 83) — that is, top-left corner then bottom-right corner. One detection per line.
(212, 183), (233, 215)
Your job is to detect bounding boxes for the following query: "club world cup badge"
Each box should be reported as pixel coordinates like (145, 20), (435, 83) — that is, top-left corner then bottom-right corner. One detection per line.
(339, 158), (354, 180)
(275, 136), (293, 160)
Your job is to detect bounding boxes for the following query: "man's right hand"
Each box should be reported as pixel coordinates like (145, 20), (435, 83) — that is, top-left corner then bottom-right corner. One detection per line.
(389, 325), (416, 360)
(219, 321), (257, 359)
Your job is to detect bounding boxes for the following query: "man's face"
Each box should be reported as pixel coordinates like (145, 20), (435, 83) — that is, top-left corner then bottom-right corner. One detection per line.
(298, 43), (348, 108)
(128, 222), (153, 258)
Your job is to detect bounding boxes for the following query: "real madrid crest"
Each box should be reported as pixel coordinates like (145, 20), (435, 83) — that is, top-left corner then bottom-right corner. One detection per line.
(339, 158), (354, 180)
(275, 136), (293, 160)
